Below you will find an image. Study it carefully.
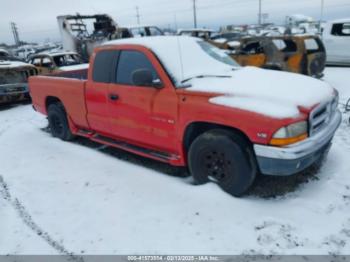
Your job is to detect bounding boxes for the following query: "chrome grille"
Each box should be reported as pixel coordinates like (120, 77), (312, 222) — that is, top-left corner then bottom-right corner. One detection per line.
(309, 96), (338, 136)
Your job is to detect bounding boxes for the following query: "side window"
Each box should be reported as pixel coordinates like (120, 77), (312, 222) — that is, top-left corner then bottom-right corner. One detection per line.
(331, 23), (350, 36)
(31, 58), (41, 66)
(41, 57), (53, 68)
(305, 39), (320, 51)
(92, 50), (118, 83)
(116, 50), (159, 86)
(149, 27), (163, 36)
(242, 41), (264, 54)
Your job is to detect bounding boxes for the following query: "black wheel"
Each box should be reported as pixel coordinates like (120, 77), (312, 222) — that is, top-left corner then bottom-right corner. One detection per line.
(188, 129), (257, 197)
(47, 103), (75, 141)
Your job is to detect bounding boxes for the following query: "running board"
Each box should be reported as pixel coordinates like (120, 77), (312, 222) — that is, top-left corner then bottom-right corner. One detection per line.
(91, 134), (180, 163)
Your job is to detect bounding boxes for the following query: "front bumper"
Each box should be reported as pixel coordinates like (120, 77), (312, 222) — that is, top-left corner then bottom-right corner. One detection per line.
(0, 83), (29, 104)
(254, 110), (342, 176)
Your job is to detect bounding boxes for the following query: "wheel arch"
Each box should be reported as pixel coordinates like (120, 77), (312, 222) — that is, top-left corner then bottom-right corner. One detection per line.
(183, 121), (253, 153)
(45, 96), (63, 110)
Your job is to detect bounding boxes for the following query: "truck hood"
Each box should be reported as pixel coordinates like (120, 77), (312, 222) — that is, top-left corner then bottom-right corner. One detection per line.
(185, 66), (335, 119)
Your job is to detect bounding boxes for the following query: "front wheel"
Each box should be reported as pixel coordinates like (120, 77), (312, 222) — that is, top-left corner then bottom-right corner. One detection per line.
(188, 129), (257, 197)
(47, 103), (75, 141)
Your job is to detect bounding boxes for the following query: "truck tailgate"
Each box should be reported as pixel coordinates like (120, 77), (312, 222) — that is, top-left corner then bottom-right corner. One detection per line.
(29, 76), (89, 129)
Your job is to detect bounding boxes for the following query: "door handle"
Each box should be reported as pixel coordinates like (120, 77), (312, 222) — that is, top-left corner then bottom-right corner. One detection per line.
(109, 94), (119, 101)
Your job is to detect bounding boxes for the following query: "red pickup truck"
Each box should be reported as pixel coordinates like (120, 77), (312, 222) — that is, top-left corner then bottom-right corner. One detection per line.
(29, 36), (341, 196)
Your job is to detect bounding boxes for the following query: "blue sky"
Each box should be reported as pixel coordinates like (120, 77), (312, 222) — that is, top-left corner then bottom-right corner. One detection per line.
(1, 0), (350, 44)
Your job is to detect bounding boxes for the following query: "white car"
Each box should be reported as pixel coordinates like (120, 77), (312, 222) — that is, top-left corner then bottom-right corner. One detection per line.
(323, 18), (350, 65)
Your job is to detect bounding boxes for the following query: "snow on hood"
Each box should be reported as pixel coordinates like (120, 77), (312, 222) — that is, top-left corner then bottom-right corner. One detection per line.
(0, 60), (34, 69)
(187, 67), (334, 119)
(59, 63), (89, 72)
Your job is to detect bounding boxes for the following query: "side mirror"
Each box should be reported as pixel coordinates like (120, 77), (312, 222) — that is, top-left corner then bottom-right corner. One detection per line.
(132, 69), (162, 88)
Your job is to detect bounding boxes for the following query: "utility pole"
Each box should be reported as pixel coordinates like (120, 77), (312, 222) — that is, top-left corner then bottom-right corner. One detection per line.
(319, 0), (325, 33)
(135, 6), (141, 25)
(192, 0), (197, 28)
(174, 14), (178, 31)
(258, 0), (262, 26)
(10, 22), (20, 46)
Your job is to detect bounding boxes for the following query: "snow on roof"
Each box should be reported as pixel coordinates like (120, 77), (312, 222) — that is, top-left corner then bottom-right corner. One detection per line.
(59, 63), (89, 71)
(177, 28), (215, 33)
(122, 24), (158, 29)
(35, 51), (77, 57)
(288, 14), (314, 22)
(0, 60), (35, 69)
(0, 48), (9, 55)
(104, 36), (234, 84)
(328, 18), (350, 24)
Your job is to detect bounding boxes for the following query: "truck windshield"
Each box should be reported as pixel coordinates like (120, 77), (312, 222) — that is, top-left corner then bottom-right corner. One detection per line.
(197, 41), (240, 68)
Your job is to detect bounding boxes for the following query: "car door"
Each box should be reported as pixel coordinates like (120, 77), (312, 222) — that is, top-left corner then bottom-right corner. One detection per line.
(325, 22), (350, 63)
(107, 48), (178, 152)
(85, 49), (119, 135)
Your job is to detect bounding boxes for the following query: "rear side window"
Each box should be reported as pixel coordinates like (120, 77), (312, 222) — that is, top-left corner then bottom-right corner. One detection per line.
(305, 39), (319, 51)
(331, 23), (350, 36)
(92, 50), (118, 83)
(116, 50), (159, 86)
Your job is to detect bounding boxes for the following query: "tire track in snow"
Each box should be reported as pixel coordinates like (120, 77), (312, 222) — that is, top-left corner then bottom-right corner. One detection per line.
(0, 175), (83, 261)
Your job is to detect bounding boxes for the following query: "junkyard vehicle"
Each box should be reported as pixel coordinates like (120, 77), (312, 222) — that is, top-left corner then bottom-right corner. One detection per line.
(212, 35), (326, 78)
(14, 46), (36, 60)
(323, 18), (350, 65)
(0, 48), (9, 58)
(117, 25), (164, 38)
(0, 60), (37, 104)
(177, 29), (215, 39)
(28, 51), (84, 75)
(29, 36), (341, 196)
(57, 14), (119, 62)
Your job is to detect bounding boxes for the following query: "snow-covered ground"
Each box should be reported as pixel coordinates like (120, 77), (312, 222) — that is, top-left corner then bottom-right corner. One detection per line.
(1, 67), (350, 255)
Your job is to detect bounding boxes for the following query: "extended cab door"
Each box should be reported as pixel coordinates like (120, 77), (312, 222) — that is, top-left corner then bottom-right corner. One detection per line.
(107, 47), (178, 153)
(85, 49), (119, 134)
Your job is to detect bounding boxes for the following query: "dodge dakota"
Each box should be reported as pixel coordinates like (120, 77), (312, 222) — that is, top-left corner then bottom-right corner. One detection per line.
(29, 36), (341, 196)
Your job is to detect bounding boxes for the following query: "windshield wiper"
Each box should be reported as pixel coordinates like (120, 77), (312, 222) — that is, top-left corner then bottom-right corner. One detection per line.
(181, 74), (232, 84)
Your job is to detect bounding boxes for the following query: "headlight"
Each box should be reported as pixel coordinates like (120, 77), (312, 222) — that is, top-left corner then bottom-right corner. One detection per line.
(270, 121), (308, 146)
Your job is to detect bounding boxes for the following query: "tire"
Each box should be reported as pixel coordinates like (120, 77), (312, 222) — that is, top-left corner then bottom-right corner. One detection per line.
(188, 129), (257, 197)
(47, 103), (75, 141)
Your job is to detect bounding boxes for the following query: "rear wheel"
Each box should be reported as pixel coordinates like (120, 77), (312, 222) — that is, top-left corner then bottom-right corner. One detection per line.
(188, 129), (257, 197)
(47, 103), (75, 141)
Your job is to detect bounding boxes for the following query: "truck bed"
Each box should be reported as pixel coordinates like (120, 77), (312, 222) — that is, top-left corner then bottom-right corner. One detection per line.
(29, 73), (89, 129)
